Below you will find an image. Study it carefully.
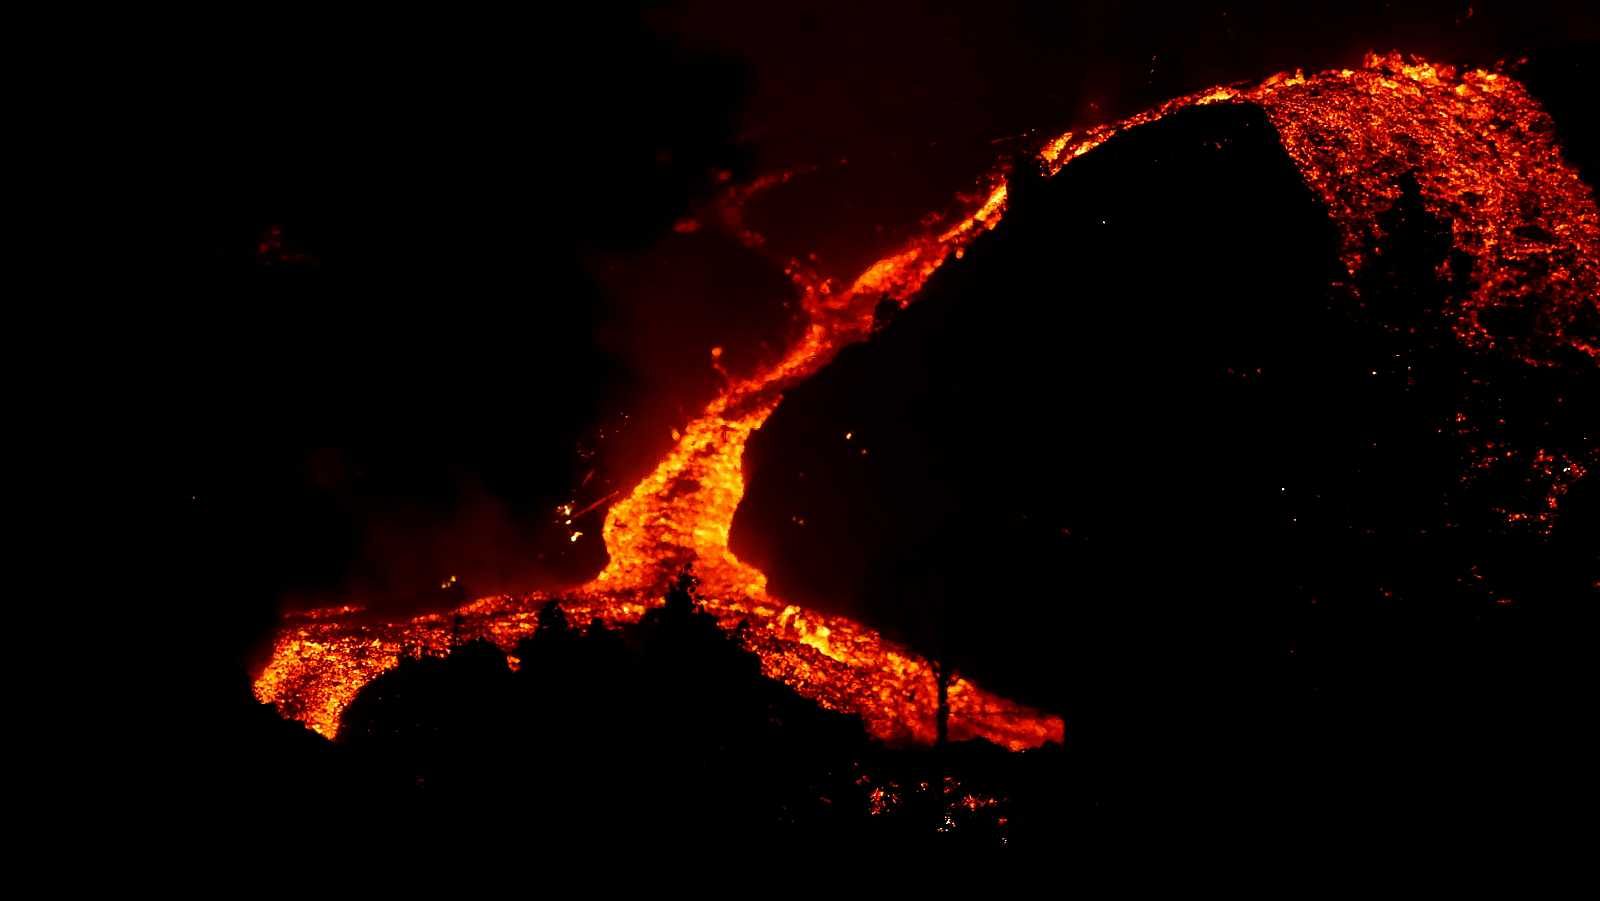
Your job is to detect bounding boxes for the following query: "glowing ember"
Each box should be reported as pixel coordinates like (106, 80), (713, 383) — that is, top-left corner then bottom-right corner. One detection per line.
(255, 52), (1595, 749)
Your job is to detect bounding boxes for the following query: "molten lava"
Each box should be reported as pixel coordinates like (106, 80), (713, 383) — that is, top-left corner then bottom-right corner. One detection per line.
(1041, 54), (1598, 365)
(255, 52), (1596, 749)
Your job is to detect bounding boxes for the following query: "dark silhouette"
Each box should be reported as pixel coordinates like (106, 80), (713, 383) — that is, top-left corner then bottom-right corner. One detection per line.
(735, 99), (1598, 848)
(287, 571), (1047, 849)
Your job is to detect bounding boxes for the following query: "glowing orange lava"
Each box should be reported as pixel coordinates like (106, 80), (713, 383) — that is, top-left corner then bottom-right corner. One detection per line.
(255, 52), (1596, 748)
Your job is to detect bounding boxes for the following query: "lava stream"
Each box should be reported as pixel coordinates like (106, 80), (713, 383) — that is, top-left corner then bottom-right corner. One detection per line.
(255, 51), (1596, 749)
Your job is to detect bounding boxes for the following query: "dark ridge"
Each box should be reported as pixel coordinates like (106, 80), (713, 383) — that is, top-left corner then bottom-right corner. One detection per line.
(736, 100), (1597, 833)
(198, 578), (1064, 851)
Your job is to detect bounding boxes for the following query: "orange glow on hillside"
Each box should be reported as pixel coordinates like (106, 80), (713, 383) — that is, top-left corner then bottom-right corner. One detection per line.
(255, 52), (1596, 749)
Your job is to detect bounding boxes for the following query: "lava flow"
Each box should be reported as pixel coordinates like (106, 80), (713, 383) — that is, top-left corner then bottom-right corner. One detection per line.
(255, 52), (1597, 749)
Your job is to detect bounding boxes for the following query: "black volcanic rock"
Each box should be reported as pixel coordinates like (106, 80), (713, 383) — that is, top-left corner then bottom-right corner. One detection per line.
(732, 102), (1597, 828)
(736, 102), (1343, 699)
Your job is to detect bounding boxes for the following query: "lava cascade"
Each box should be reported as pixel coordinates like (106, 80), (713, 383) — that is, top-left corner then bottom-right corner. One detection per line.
(255, 52), (1597, 748)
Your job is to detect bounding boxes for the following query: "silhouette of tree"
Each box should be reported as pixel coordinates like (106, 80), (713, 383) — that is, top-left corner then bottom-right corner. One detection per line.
(535, 598), (574, 639)
(659, 568), (701, 621)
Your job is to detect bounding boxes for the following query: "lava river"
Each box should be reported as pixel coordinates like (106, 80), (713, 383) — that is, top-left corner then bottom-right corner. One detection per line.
(255, 52), (1597, 749)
